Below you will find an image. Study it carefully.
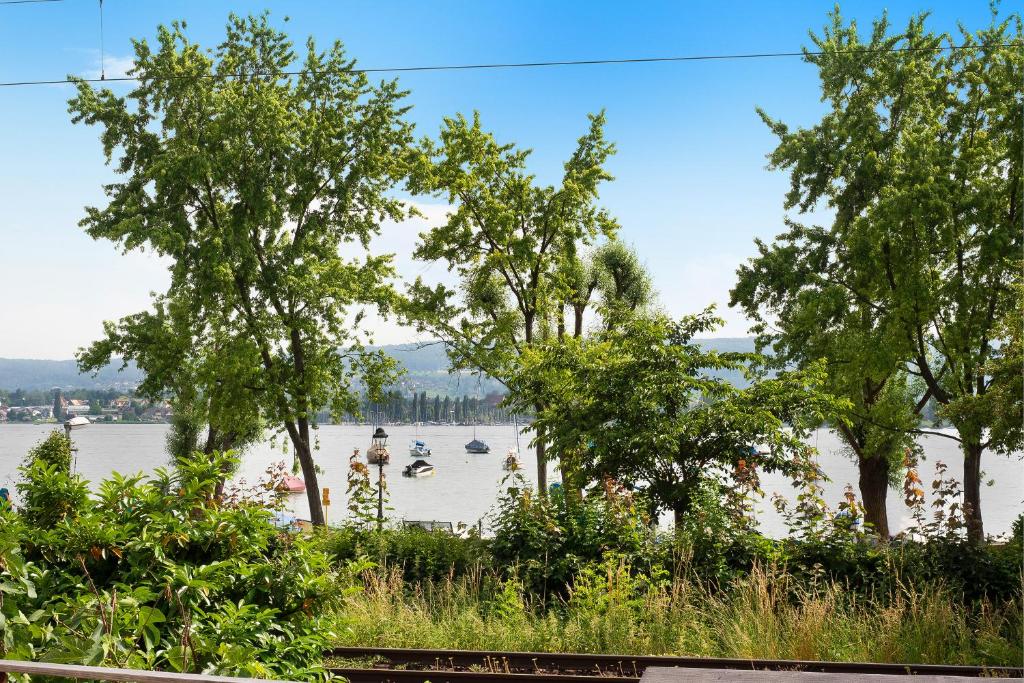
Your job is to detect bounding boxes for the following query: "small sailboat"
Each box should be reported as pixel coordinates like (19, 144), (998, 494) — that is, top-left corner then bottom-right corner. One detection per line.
(367, 441), (390, 464)
(409, 439), (431, 457)
(403, 459), (435, 477)
(465, 438), (490, 454)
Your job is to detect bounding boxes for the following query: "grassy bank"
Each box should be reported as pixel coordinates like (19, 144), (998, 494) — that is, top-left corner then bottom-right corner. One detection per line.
(331, 565), (1022, 666)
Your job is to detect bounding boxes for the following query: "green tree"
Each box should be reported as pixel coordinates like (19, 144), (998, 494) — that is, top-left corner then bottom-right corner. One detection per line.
(592, 241), (653, 331)
(747, 9), (1022, 541)
(404, 112), (617, 492)
(731, 222), (920, 537)
(51, 389), (64, 421)
(507, 311), (843, 526)
(68, 13), (410, 526)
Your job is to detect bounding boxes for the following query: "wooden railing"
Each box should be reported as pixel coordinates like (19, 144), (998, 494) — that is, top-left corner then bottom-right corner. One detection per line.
(0, 659), (278, 682)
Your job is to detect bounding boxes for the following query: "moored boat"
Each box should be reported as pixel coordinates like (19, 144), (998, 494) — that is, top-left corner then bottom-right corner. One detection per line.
(409, 439), (431, 456)
(367, 442), (390, 464)
(465, 438), (490, 454)
(403, 459), (435, 477)
(280, 475), (306, 494)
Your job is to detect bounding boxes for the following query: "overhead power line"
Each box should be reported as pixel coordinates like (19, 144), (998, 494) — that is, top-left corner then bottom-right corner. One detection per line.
(0, 0), (63, 4)
(0, 42), (1017, 89)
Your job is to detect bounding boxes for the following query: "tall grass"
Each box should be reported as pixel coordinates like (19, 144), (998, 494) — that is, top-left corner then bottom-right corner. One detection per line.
(329, 563), (1022, 666)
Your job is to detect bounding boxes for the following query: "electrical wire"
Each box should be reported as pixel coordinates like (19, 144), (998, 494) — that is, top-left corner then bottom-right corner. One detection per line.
(0, 0), (63, 5)
(0, 42), (1016, 89)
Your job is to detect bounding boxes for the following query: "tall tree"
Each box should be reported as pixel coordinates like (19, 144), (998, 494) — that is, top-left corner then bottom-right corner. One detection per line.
(404, 111), (617, 492)
(592, 241), (654, 331)
(746, 9), (1022, 541)
(68, 13), (410, 525)
(968, 274), (1023, 456)
(51, 389), (63, 422)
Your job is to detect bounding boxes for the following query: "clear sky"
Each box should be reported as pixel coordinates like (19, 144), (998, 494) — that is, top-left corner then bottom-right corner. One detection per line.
(0, 0), (1007, 359)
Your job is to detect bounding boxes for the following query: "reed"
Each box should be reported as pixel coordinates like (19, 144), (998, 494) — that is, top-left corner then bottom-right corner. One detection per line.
(330, 564), (1022, 666)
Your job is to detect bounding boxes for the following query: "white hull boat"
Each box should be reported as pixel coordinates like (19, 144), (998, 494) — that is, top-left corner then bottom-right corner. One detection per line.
(403, 459), (435, 477)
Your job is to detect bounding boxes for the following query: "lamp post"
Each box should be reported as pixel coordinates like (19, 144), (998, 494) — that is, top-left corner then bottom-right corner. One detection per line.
(372, 427), (388, 529)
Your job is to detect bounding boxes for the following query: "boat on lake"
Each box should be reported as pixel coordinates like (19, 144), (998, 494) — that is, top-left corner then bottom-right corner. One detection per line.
(367, 442), (390, 464)
(465, 438), (490, 454)
(409, 439), (431, 457)
(403, 459), (435, 477)
(280, 475), (305, 494)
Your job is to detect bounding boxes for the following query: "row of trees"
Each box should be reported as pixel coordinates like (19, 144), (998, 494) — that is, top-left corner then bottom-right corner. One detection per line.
(72, 10), (1020, 538)
(362, 390), (513, 424)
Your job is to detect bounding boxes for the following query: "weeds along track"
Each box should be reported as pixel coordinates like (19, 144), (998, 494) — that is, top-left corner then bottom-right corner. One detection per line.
(326, 647), (1024, 681)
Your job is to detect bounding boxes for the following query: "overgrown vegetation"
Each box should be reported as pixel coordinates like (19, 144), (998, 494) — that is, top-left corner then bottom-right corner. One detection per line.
(0, 433), (342, 679)
(332, 564), (1020, 666)
(326, 472), (1022, 665)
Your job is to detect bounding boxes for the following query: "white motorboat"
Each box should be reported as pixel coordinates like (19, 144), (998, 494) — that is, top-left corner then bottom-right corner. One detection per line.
(409, 439), (431, 457)
(64, 416), (90, 430)
(403, 459), (435, 477)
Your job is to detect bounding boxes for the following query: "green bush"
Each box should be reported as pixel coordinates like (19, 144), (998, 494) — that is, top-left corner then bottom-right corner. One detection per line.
(489, 477), (655, 599)
(4, 450), (342, 679)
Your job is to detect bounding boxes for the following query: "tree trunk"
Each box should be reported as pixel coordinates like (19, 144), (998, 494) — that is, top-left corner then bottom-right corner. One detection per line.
(294, 438), (325, 526)
(963, 439), (984, 544)
(673, 503), (685, 530)
(858, 454), (890, 539)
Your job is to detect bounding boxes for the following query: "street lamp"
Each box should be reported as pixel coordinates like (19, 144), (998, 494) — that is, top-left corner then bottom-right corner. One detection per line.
(372, 427), (388, 528)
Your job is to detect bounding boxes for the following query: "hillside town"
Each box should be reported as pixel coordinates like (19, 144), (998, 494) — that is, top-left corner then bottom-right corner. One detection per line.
(0, 391), (171, 423)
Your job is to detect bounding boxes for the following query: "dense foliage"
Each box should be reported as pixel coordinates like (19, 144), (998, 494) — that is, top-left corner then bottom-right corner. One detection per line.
(69, 12), (411, 526)
(1, 434), (340, 678)
(507, 312), (844, 525)
(734, 7), (1023, 542)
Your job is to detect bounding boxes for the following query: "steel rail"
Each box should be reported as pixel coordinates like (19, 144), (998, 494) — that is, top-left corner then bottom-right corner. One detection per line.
(326, 646), (1023, 679)
(331, 669), (639, 683)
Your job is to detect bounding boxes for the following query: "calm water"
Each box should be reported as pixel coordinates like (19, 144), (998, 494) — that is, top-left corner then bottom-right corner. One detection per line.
(0, 424), (1020, 537)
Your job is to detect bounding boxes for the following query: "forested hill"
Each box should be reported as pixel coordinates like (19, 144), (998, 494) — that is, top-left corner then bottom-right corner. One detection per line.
(0, 358), (144, 391)
(0, 337), (756, 392)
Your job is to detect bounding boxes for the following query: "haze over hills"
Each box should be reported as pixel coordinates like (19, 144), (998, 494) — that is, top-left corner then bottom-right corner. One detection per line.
(0, 338), (757, 393)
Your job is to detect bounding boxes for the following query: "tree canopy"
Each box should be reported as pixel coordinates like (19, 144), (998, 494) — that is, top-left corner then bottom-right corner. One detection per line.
(735, 8), (1022, 541)
(68, 13), (411, 524)
(506, 311), (844, 524)
(403, 111), (618, 491)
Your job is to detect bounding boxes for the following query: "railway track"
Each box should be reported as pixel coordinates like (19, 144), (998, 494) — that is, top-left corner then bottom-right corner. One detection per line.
(327, 646), (1024, 682)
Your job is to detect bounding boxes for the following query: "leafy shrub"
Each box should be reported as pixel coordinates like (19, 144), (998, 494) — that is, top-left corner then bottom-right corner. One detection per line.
(489, 475), (655, 598)
(4, 450), (341, 679)
(16, 431), (88, 529)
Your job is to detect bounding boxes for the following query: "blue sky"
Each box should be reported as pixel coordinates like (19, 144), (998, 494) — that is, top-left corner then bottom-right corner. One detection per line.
(0, 0), (1008, 358)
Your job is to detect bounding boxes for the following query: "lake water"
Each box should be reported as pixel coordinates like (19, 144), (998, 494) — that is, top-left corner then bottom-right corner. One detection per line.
(0, 423), (1020, 538)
